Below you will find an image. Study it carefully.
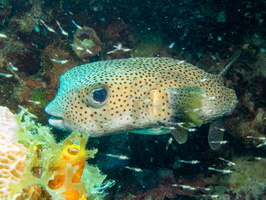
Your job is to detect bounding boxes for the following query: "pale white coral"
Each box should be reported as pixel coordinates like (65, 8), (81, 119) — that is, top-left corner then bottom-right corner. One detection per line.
(0, 106), (27, 199)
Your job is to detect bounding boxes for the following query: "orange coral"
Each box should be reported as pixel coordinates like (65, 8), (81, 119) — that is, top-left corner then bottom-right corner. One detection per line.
(16, 130), (93, 200)
(48, 144), (88, 200)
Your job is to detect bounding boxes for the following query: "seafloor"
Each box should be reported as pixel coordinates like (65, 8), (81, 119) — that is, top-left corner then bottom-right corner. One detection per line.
(0, 0), (266, 199)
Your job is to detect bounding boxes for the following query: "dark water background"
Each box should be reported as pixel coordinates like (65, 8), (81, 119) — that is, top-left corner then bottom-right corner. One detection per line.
(0, 0), (266, 199)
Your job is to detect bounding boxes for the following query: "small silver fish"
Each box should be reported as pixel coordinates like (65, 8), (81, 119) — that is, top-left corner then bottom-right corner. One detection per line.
(210, 140), (229, 144)
(165, 136), (173, 150)
(208, 167), (233, 174)
(169, 42), (175, 48)
(125, 166), (142, 172)
(0, 72), (13, 78)
(27, 100), (41, 105)
(72, 20), (82, 29)
(218, 157), (236, 166)
(50, 59), (69, 64)
(7, 62), (18, 71)
(40, 19), (56, 33)
(201, 194), (219, 199)
(71, 44), (84, 50)
(178, 159), (200, 164)
(172, 184), (197, 190)
(45, 57), (238, 145)
(256, 142), (266, 148)
(246, 136), (266, 140)
(106, 154), (130, 160)
(0, 33), (8, 38)
(254, 157), (266, 161)
(107, 43), (131, 54)
(56, 20), (69, 36)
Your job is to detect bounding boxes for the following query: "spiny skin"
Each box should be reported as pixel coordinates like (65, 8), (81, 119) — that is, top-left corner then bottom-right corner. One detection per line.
(45, 57), (237, 136)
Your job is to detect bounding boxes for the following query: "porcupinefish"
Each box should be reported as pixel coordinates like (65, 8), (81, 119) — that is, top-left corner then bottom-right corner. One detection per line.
(45, 57), (237, 143)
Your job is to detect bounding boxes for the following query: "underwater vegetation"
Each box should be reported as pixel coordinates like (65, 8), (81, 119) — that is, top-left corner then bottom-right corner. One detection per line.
(0, 0), (266, 199)
(0, 106), (111, 199)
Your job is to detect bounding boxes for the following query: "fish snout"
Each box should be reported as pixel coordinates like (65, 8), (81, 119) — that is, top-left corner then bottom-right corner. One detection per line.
(45, 101), (64, 118)
(45, 102), (69, 131)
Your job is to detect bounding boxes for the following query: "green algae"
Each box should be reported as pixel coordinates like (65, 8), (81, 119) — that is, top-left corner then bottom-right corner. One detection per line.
(31, 88), (48, 108)
(132, 33), (164, 57)
(9, 106), (113, 199)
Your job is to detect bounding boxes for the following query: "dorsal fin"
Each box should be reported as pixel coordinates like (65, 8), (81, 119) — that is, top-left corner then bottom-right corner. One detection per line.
(220, 50), (241, 76)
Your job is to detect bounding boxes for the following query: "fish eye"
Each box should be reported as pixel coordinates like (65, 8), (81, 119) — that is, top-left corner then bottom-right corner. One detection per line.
(88, 86), (109, 107)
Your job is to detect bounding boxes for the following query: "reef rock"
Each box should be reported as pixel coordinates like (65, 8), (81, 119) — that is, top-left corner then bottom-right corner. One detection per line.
(72, 26), (102, 59)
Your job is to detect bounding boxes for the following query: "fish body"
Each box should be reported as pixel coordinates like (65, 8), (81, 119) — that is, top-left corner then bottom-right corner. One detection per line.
(45, 57), (237, 137)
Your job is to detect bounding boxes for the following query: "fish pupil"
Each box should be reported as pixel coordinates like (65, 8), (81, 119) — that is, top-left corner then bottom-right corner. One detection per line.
(92, 87), (108, 103)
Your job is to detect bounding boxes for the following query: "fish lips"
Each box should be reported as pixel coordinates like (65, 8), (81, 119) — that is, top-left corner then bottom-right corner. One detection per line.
(45, 105), (70, 131)
(48, 116), (69, 131)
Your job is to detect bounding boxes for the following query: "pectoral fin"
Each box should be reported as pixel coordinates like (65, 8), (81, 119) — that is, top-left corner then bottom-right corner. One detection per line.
(168, 87), (205, 127)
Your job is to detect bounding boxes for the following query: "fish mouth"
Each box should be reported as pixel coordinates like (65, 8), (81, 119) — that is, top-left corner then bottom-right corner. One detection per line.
(48, 116), (69, 131)
(45, 103), (69, 131)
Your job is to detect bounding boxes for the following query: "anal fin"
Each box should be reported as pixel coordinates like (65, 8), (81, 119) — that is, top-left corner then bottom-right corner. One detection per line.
(208, 119), (225, 150)
(170, 125), (188, 144)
